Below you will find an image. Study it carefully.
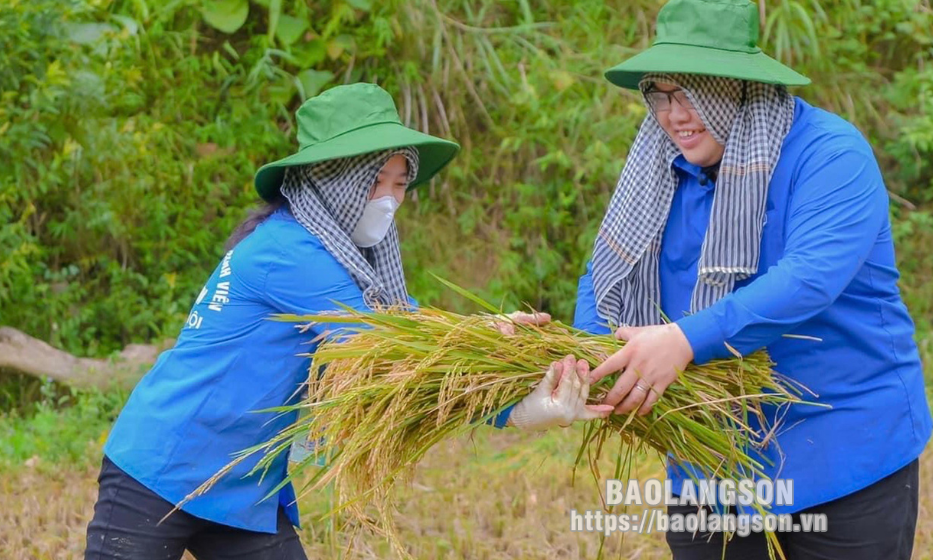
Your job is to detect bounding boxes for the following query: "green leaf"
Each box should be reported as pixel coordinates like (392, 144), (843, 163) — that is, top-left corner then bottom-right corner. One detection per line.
(64, 23), (116, 45)
(430, 274), (503, 314)
(345, 0), (372, 11)
(266, 0), (282, 41)
(275, 14), (309, 46)
(326, 34), (355, 59)
(297, 69), (334, 100)
(109, 15), (139, 36)
(292, 39), (327, 67)
(200, 0), (249, 34)
(325, 40), (342, 59)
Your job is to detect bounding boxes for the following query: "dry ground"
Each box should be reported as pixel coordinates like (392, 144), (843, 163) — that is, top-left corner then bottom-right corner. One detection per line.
(2, 429), (931, 560)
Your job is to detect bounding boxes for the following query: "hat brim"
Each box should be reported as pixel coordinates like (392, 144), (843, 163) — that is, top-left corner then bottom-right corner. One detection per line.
(604, 43), (810, 90)
(254, 122), (460, 201)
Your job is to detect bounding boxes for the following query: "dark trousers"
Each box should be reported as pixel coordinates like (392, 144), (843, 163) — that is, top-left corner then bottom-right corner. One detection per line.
(666, 459), (920, 560)
(85, 456), (308, 560)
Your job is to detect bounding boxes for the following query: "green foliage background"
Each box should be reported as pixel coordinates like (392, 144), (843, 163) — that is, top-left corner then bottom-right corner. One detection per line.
(1, 0), (931, 366)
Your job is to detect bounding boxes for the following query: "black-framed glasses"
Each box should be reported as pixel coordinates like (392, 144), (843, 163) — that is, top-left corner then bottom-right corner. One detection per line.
(643, 87), (694, 113)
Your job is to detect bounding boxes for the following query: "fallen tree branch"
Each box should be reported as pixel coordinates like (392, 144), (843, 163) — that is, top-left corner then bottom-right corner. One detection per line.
(0, 326), (173, 390)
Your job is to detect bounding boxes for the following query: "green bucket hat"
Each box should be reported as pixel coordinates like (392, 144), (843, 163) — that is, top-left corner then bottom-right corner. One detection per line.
(254, 83), (460, 201)
(604, 0), (810, 90)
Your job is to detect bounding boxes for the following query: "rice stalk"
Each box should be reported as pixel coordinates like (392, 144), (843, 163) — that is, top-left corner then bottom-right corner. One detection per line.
(180, 284), (808, 559)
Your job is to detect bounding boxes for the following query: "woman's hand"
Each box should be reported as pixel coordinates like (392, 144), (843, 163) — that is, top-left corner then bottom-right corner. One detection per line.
(589, 324), (694, 417)
(507, 354), (614, 431)
(495, 310), (551, 336)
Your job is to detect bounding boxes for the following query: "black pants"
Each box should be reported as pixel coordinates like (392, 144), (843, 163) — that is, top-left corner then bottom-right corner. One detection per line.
(85, 456), (308, 560)
(666, 459), (919, 560)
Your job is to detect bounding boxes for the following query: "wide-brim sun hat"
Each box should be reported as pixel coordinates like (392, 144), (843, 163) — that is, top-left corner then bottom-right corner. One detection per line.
(254, 83), (460, 201)
(604, 0), (810, 90)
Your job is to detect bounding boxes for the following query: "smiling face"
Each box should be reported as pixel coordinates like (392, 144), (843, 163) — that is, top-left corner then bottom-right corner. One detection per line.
(369, 154), (410, 204)
(648, 82), (726, 168)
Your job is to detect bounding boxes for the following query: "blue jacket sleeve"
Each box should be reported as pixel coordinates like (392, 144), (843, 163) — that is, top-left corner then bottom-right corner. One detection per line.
(573, 261), (613, 335)
(676, 142), (889, 364)
(490, 405), (515, 429)
(261, 237), (372, 341)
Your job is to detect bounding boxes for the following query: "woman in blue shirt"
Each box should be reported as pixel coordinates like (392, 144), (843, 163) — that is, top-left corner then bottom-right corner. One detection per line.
(83, 82), (464, 560)
(84, 82), (607, 560)
(574, 1), (930, 559)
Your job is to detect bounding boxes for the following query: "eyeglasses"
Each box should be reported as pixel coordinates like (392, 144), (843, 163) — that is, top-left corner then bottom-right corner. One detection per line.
(643, 88), (694, 113)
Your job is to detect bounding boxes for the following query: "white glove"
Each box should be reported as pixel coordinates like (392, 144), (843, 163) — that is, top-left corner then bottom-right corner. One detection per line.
(507, 356), (613, 431)
(493, 310), (552, 336)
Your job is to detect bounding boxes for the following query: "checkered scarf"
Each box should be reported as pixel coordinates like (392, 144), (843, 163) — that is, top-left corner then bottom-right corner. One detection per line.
(592, 74), (795, 327)
(280, 148), (419, 308)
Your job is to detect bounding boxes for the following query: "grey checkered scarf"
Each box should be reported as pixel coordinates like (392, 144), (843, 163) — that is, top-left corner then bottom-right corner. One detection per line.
(280, 148), (419, 308)
(592, 73), (795, 327)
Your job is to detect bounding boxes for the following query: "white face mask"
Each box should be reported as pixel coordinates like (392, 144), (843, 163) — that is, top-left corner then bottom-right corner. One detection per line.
(350, 195), (400, 248)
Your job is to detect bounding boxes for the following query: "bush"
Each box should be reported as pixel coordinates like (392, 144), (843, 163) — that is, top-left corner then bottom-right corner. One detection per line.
(0, 381), (127, 468)
(1, 0), (931, 363)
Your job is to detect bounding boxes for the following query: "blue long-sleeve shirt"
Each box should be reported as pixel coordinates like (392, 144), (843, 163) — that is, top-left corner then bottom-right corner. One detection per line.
(574, 98), (931, 514)
(105, 207), (377, 533)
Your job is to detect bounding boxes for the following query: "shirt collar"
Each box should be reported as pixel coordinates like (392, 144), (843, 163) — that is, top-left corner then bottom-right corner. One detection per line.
(672, 154), (702, 177)
(672, 155), (719, 190)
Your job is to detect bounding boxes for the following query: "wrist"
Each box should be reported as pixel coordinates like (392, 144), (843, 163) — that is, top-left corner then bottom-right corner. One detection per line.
(507, 400), (530, 429)
(670, 323), (694, 363)
(674, 312), (722, 365)
(507, 399), (555, 431)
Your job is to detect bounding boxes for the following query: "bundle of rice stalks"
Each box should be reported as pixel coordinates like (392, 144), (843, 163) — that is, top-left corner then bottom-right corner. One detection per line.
(186, 282), (807, 558)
